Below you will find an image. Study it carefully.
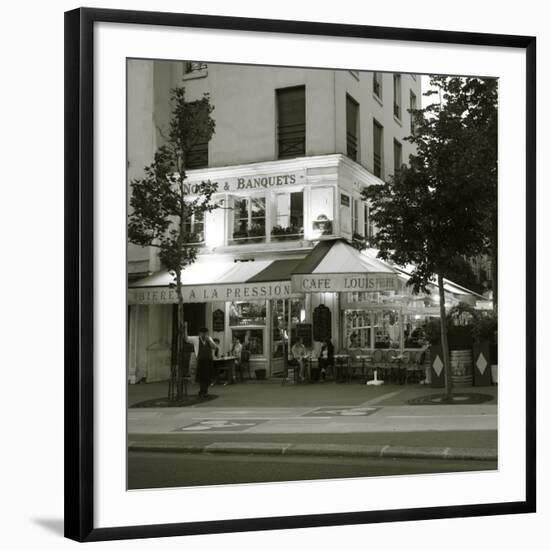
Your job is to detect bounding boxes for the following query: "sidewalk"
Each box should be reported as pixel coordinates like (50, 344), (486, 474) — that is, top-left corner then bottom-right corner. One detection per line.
(128, 380), (498, 461)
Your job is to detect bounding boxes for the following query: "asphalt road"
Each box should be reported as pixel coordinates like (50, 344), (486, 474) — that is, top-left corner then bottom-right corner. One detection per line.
(128, 451), (497, 490)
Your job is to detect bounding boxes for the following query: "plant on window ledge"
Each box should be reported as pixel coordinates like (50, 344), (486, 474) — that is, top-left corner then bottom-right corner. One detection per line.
(271, 224), (304, 241)
(248, 223), (265, 243)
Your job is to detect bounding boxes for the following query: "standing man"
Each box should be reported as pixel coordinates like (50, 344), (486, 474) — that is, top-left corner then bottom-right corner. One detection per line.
(196, 327), (217, 398)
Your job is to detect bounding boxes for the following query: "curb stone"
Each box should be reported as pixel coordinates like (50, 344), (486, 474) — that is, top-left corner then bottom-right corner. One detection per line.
(128, 440), (497, 461)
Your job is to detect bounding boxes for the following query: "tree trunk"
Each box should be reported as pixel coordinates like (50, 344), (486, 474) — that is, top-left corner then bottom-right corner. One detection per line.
(491, 246), (498, 315)
(437, 272), (453, 401)
(169, 269), (186, 401)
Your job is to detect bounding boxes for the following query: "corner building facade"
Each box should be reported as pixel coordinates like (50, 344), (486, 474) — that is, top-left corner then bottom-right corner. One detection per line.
(127, 60), (426, 383)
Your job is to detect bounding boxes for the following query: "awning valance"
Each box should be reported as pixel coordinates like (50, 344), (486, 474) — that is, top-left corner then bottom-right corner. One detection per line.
(128, 258), (301, 304)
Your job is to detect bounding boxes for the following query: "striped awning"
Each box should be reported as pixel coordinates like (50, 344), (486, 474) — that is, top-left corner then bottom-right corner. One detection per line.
(128, 258), (301, 304)
(291, 238), (399, 293)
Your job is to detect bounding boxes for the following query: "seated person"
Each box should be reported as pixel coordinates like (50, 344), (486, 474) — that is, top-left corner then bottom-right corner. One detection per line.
(318, 337), (334, 381)
(291, 337), (307, 381)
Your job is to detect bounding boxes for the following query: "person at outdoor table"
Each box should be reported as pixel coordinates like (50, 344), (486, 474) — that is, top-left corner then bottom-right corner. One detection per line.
(291, 337), (307, 381)
(318, 337), (334, 382)
(231, 336), (243, 381)
(196, 327), (218, 399)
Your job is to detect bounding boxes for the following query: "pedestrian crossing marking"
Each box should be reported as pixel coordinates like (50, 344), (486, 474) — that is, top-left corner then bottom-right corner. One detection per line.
(302, 406), (379, 417)
(174, 419), (268, 432)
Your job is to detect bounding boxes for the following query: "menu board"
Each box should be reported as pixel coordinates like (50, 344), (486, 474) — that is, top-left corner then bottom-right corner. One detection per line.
(313, 304), (332, 341)
(295, 323), (313, 348)
(212, 309), (225, 332)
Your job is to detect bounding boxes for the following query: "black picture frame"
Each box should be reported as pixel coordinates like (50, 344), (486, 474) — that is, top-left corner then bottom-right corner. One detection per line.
(65, 7), (536, 543)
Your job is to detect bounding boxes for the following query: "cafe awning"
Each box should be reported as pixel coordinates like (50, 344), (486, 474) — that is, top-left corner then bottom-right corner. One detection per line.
(128, 258), (301, 304)
(292, 238), (399, 293)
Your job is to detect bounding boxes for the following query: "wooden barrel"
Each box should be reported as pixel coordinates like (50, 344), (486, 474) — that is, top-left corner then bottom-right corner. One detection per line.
(450, 349), (473, 387)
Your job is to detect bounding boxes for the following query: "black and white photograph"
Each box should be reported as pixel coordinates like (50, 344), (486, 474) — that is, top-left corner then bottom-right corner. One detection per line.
(126, 59), (499, 490)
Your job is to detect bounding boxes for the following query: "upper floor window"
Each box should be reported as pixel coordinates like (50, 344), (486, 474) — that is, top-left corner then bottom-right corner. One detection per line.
(276, 86), (306, 159)
(231, 196), (266, 244)
(184, 101), (209, 169)
(310, 187), (334, 238)
(183, 61), (207, 74)
(393, 139), (403, 174)
(393, 74), (402, 119)
(346, 94), (360, 162)
(373, 72), (383, 100)
(409, 91), (417, 135)
(182, 210), (205, 244)
(373, 119), (384, 179)
(272, 191), (304, 241)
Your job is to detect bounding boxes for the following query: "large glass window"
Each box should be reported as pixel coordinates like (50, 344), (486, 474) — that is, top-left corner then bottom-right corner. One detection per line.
(310, 187), (334, 237)
(272, 191), (304, 241)
(276, 86), (306, 159)
(346, 94), (359, 162)
(344, 310), (373, 349)
(231, 196), (266, 244)
(182, 209), (204, 244)
(232, 329), (264, 356)
(229, 300), (266, 326)
(373, 120), (384, 179)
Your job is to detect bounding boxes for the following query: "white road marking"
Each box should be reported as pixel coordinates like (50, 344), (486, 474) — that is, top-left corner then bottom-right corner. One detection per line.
(359, 390), (404, 406)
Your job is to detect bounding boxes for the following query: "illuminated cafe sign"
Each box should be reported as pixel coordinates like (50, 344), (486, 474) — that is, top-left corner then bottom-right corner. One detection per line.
(292, 273), (398, 293)
(128, 281), (295, 304)
(181, 170), (306, 195)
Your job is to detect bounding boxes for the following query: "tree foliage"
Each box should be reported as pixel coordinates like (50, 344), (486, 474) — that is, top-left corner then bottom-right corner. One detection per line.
(128, 87), (218, 400)
(363, 76), (498, 399)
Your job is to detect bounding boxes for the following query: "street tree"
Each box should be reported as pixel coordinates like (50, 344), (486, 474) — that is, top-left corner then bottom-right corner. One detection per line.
(128, 87), (218, 400)
(363, 76), (497, 401)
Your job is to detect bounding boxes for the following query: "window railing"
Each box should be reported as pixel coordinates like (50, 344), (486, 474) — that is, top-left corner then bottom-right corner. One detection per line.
(278, 123), (306, 159)
(346, 132), (358, 162)
(373, 152), (382, 178)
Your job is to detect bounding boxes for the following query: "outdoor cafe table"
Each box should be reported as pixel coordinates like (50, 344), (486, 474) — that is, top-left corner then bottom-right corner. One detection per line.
(213, 355), (237, 385)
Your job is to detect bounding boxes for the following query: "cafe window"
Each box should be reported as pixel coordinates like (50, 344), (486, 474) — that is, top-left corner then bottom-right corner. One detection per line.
(310, 186), (334, 237)
(373, 72), (383, 100)
(346, 94), (359, 162)
(393, 139), (403, 174)
(229, 301), (266, 327)
(232, 328), (264, 356)
(345, 310), (373, 349)
(374, 310), (400, 348)
(272, 191), (304, 241)
(276, 86), (306, 159)
(231, 196), (266, 244)
(182, 209), (205, 244)
(393, 74), (402, 120)
(373, 119), (384, 179)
